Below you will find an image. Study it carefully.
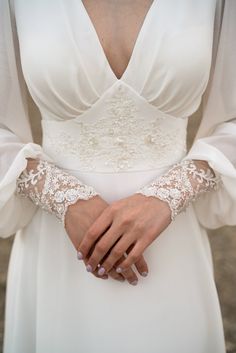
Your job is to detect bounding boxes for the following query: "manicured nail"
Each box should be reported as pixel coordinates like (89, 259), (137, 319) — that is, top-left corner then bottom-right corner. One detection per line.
(141, 272), (148, 277)
(77, 251), (83, 260)
(130, 280), (138, 286)
(86, 264), (92, 272)
(98, 267), (106, 276)
(116, 267), (123, 273)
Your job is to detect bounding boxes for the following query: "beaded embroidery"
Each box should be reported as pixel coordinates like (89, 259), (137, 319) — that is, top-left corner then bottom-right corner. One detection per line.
(43, 88), (187, 172)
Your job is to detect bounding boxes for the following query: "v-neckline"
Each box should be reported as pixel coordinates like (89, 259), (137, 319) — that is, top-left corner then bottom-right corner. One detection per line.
(80, 0), (157, 82)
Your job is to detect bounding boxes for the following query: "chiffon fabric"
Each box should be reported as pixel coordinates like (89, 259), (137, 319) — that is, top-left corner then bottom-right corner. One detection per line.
(0, 0), (236, 352)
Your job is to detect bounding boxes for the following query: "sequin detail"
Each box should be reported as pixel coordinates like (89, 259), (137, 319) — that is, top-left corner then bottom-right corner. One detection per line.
(43, 88), (187, 172)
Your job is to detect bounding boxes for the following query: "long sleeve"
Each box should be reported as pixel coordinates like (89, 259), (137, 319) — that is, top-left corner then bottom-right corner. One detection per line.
(184, 0), (236, 228)
(0, 0), (51, 238)
(0, 0), (100, 238)
(136, 0), (236, 229)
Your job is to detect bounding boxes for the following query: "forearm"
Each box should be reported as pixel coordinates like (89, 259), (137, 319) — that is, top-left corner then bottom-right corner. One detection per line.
(16, 158), (99, 226)
(136, 159), (222, 221)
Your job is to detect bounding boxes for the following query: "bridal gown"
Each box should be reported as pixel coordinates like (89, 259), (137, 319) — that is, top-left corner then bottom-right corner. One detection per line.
(1, 0), (236, 352)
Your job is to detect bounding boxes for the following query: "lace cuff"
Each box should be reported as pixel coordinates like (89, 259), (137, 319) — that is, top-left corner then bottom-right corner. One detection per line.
(16, 159), (99, 226)
(136, 159), (222, 221)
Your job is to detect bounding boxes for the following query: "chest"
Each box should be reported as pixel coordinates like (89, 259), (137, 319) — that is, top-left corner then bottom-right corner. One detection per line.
(81, 0), (154, 79)
(15, 0), (217, 119)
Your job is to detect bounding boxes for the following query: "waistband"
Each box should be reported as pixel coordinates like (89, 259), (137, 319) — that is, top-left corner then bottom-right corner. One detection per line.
(41, 83), (188, 173)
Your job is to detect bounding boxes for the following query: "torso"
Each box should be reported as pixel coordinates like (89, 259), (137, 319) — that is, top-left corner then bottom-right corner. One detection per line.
(81, 0), (154, 79)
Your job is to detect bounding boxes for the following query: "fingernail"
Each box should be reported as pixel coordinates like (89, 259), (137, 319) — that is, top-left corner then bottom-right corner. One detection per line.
(98, 267), (106, 276)
(130, 280), (138, 286)
(86, 264), (92, 272)
(102, 276), (108, 280)
(116, 267), (123, 273)
(141, 272), (148, 277)
(77, 251), (83, 260)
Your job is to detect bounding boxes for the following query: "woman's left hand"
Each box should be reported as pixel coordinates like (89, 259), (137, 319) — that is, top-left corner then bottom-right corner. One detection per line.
(77, 193), (172, 276)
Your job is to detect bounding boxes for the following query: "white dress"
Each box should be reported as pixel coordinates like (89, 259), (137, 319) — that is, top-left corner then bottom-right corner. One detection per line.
(1, 0), (236, 352)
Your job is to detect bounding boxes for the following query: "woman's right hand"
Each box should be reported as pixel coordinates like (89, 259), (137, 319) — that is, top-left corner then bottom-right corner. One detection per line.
(65, 195), (148, 285)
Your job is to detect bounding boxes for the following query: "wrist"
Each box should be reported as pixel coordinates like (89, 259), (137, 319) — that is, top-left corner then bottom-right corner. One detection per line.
(133, 192), (172, 223)
(64, 194), (107, 233)
(16, 160), (100, 227)
(136, 159), (221, 221)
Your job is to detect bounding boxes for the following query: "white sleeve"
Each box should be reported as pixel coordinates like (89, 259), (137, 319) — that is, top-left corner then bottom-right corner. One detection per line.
(183, 0), (236, 229)
(0, 0), (51, 238)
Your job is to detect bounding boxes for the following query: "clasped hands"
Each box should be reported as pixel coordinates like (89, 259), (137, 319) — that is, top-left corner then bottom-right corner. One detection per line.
(65, 193), (171, 286)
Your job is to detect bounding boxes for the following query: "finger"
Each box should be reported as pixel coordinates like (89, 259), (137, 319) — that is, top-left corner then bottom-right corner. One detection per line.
(112, 252), (138, 286)
(118, 266), (139, 286)
(92, 270), (109, 280)
(96, 234), (135, 276)
(113, 247), (139, 285)
(83, 260), (109, 280)
(134, 255), (149, 277)
(106, 268), (125, 282)
(84, 235), (117, 273)
(86, 229), (122, 273)
(104, 254), (127, 282)
(81, 240), (99, 273)
(116, 241), (146, 273)
(77, 207), (113, 259)
(94, 254), (126, 282)
(125, 244), (149, 278)
(94, 253), (127, 283)
(81, 255), (108, 279)
(82, 243), (122, 282)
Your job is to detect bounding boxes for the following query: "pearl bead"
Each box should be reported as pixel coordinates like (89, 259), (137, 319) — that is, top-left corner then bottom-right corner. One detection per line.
(43, 85), (186, 172)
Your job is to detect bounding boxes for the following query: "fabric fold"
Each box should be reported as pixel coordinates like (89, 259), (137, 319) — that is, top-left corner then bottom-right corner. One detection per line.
(0, 0), (51, 237)
(0, 135), (51, 237)
(184, 122), (236, 228)
(183, 0), (236, 228)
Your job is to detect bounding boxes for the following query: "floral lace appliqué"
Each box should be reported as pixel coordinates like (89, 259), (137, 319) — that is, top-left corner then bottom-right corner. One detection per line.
(43, 87), (187, 172)
(16, 160), (99, 226)
(136, 159), (222, 221)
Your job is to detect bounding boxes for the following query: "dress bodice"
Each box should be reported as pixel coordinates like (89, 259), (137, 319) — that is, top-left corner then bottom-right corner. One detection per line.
(15, 0), (217, 120)
(13, 0), (217, 172)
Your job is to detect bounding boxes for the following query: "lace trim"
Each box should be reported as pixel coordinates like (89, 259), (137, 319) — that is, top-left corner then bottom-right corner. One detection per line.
(136, 159), (222, 221)
(16, 160), (99, 226)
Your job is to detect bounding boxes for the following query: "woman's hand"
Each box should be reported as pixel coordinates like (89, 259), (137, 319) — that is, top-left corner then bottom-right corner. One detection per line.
(65, 195), (149, 285)
(77, 193), (172, 278)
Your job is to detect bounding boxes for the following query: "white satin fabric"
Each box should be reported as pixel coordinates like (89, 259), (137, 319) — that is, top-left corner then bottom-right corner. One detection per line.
(0, 0), (236, 352)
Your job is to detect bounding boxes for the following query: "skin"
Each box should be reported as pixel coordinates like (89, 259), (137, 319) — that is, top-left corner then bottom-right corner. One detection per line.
(64, 195), (150, 285)
(82, 0), (154, 79)
(26, 159), (149, 285)
(77, 193), (171, 278)
(77, 160), (212, 279)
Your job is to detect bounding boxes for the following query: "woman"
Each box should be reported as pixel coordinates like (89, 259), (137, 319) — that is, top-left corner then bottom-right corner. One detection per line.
(0, 0), (236, 352)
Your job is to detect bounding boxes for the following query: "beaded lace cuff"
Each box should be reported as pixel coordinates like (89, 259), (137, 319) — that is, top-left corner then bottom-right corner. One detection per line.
(136, 159), (222, 221)
(16, 160), (99, 226)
